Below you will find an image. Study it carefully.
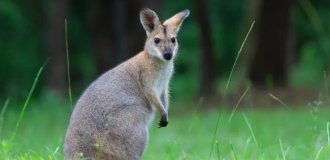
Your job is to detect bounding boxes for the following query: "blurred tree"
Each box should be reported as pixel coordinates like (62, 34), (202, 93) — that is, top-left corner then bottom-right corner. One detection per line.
(1, 0), (329, 104)
(194, 0), (217, 98)
(46, 0), (69, 95)
(249, 0), (294, 87)
(89, 0), (163, 74)
(88, 0), (118, 74)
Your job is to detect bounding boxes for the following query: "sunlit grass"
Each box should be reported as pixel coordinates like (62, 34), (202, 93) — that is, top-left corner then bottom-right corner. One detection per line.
(0, 95), (69, 159)
(144, 106), (330, 160)
(1, 99), (330, 159)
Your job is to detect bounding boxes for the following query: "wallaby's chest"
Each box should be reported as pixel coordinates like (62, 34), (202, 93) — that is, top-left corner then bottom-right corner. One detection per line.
(155, 63), (173, 97)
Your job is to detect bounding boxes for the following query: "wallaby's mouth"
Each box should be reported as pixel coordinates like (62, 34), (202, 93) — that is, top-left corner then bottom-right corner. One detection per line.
(163, 53), (172, 60)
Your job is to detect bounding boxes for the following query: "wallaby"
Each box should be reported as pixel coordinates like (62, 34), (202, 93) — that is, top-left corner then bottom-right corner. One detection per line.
(64, 8), (189, 160)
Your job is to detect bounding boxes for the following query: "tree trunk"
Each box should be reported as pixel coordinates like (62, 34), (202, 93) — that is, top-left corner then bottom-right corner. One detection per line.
(89, 0), (118, 74)
(89, 0), (161, 75)
(194, 0), (217, 98)
(249, 0), (294, 87)
(45, 0), (69, 95)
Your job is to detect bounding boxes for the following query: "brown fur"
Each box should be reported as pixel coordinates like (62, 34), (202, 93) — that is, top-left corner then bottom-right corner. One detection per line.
(64, 8), (189, 160)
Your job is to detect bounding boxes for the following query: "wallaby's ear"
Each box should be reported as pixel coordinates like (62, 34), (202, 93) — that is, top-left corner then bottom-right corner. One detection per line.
(140, 8), (161, 35)
(163, 9), (190, 33)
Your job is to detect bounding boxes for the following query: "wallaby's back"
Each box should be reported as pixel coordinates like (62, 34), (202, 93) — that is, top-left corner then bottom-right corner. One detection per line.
(64, 56), (152, 159)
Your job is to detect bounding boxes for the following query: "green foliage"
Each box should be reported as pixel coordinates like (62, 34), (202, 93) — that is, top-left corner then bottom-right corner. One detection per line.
(0, 0), (330, 102)
(1, 100), (330, 159)
(146, 106), (330, 159)
(0, 97), (69, 159)
(0, 0), (44, 100)
(290, 43), (325, 87)
(171, 21), (200, 100)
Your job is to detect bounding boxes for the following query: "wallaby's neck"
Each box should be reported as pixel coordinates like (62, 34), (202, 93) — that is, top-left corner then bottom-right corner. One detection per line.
(143, 50), (174, 71)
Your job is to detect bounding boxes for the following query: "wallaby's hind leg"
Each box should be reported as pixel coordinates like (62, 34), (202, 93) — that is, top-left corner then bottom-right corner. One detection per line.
(125, 125), (148, 159)
(95, 124), (147, 160)
(64, 127), (102, 160)
(65, 127), (147, 160)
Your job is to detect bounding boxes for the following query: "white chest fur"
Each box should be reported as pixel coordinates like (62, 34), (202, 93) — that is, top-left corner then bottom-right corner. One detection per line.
(155, 62), (173, 97)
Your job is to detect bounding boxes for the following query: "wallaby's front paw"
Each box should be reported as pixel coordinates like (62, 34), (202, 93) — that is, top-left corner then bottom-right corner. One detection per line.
(158, 114), (168, 128)
(158, 119), (168, 128)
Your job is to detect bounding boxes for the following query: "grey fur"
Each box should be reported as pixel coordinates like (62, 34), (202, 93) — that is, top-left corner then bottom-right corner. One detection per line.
(64, 61), (154, 160)
(64, 8), (189, 160)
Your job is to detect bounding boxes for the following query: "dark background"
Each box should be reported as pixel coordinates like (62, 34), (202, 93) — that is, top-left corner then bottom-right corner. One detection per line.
(0, 0), (329, 108)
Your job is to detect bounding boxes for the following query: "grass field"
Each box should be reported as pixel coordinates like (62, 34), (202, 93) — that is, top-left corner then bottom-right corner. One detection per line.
(1, 97), (330, 160)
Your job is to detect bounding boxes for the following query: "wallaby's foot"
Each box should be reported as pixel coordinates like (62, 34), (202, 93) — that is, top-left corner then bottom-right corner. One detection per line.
(158, 113), (168, 128)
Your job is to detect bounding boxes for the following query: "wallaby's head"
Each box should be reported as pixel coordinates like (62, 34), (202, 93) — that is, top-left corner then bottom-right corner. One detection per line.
(140, 8), (189, 61)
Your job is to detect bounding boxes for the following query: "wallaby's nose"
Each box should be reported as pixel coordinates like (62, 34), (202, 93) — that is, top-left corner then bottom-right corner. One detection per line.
(163, 48), (172, 60)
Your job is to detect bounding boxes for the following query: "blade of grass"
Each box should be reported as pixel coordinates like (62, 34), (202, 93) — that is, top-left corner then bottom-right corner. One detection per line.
(0, 98), (10, 118)
(10, 59), (49, 142)
(243, 113), (258, 147)
(225, 20), (255, 90)
(228, 86), (250, 123)
(216, 140), (220, 160)
(314, 146), (324, 160)
(208, 112), (221, 160)
(53, 146), (60, 159)
(268, 93), (289, 108)
(65, 19), (73, 109)
(209, 21), (255, 160)
(46, 146), (59, 160)
(230, 142), (238, 160)
(243, 137), (252, 154)
(0, 98), (10, 134)
(324, 71), (329, 101)
(284, 147), (290, 158)
(327, 121), (330, 147)
(279, 139), (287, 160)
(188, 97), (204, 132)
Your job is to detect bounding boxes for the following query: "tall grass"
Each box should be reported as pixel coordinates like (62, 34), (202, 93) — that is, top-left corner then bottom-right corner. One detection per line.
(209, 21), (255, 159)
(65, 19), (73, 109)
(327, 121), (330, 147)
(0, 60), (49, 159)
(208, 112), (221, 159)
(324, 71), (329, 101)
(215, 140), (220, 160)
(0, 98), (10, 134)
(242, 113), (258, 147)
(10, 59), (49, 143)
(268, 93), (289, 108)
(0, 98), (10, 118)
(228, 86), (250, 123)
(314, 146), (324, 160)
(225, 20), (255, 90)
(1, 102), (329, 159)
(279, 139), (288, 160)
(230, 142), (238, 160)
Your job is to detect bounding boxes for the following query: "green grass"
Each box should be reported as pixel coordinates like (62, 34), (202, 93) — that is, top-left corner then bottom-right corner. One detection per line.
(146, 106), (330, 160)
(1, 99), (330, 159)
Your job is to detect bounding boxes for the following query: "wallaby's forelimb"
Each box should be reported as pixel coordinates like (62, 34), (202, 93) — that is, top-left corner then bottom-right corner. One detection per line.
(161, 86), (169, 110)
(147, 90), (168, 127)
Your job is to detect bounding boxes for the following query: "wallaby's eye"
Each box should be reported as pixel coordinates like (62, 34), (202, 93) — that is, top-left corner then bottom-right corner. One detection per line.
(154, 38), (161, 44)
(171, 37), (176, 43)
